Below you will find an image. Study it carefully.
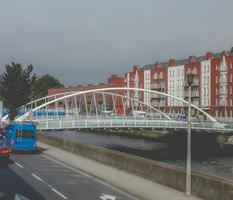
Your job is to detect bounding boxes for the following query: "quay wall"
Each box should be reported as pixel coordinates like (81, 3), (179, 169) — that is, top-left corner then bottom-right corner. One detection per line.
(39, 133), (233, 200)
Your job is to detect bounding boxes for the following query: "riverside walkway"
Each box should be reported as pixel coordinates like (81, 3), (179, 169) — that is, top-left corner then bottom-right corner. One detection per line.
(38, 142), (201, 200)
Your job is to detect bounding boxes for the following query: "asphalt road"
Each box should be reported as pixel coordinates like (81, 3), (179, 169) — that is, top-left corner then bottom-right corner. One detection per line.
(0, 151), (135, 200)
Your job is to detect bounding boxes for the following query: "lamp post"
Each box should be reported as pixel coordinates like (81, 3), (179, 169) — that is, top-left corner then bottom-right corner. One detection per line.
(186, 72), (194, 196)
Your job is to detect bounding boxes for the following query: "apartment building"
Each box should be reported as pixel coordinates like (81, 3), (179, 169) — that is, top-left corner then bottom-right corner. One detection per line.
(107, 74), (125, 114)
(143, 68), (151, 105)
(184, 56), (201, 107)
(167, 59), (185, 109)
(48, 47), (233, 119)
(125, 65), (144, 108)
(210, 50), (233, 118)
(200, 52), (212, 109)
(150, 62), (168, 111)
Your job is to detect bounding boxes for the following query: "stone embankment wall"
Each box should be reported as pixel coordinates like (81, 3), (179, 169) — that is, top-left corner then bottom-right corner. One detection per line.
(92, 128), (168, 138)
(39, 133), (233, 200)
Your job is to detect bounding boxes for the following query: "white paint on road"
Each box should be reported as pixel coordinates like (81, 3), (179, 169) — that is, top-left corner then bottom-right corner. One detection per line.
(100, 194), (116, 200)
(15, 162), (24, 168)
(31, 173), (43, 181)
(51, 188), (68, 199)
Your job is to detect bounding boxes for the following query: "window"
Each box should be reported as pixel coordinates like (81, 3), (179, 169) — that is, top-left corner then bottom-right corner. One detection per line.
(194, 67), (197, 74)
(16, 130), (35, 139)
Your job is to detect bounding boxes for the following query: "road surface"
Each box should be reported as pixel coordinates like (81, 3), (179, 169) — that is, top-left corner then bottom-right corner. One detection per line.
(0, 151), (135, 200)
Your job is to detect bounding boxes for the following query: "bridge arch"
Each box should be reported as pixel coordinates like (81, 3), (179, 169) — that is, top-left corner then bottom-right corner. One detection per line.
(15, 87), (217, 122)
(2, 91), (77, 121)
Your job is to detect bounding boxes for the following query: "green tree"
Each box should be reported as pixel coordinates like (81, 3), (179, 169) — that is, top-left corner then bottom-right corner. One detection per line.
(0, 62), (36, 120)
(30, 74), (63, 100)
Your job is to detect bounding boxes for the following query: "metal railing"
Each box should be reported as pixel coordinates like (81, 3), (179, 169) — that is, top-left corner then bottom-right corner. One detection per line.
(34, 117), (226, 132)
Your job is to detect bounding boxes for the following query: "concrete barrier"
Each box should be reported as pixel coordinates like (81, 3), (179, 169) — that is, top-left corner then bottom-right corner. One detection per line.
(39, 133), (233, 200)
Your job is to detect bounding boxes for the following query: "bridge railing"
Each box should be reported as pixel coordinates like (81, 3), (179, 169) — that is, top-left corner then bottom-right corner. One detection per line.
(35, 118), (223, 131)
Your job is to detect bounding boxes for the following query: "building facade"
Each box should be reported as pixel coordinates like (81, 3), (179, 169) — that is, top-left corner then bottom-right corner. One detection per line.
(48, 47), (233, 120)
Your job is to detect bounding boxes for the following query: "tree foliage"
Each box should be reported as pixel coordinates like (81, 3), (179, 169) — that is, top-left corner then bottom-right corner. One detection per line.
(0, 63), (36, 120)
(30, 74), (63, 100)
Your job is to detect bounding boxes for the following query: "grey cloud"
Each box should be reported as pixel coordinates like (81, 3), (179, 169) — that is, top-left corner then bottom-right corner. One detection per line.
(0, 0), (233, 85)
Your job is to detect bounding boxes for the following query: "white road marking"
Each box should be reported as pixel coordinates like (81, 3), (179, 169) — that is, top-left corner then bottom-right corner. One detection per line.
(51, 188), (68, 199)
(31, 173), (43, 181)
(100, 194), (116, 200)
(15, 162), (24, 168)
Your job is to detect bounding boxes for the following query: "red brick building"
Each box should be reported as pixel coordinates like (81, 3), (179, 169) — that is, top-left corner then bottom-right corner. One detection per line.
(150, 62), (168, 111)
(184, 56), (201, 106)
(47, 47), (233, 120)
(107, 75), (125, 114)
(210, 50), (233, 118)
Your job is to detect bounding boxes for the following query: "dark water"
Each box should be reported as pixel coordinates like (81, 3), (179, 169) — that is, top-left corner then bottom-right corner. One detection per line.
(44, 130), (233, 181)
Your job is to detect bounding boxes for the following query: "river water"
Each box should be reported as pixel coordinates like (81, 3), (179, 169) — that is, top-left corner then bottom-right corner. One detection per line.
(44, 130), (233, 181)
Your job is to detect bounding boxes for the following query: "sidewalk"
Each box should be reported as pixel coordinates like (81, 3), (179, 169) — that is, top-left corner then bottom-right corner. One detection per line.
(38, 142), (202, 200)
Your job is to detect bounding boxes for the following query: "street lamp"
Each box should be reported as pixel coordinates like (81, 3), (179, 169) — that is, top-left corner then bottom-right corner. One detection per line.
(186, 71), (194, 196)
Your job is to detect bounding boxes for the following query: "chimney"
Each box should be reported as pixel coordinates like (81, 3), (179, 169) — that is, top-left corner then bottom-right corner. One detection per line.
(133, 64), (138, 72)
(189, 56), (196, 62)
(206, 52), (213, 59)
(169, 59), (176, 66)
(153, 62), (159, 69)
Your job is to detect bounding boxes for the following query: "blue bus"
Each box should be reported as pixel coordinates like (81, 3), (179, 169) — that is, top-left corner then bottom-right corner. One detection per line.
(6, 123), (38, 151)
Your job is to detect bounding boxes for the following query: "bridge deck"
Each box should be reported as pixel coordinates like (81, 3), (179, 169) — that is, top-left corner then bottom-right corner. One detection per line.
(30, 117), (232, 133)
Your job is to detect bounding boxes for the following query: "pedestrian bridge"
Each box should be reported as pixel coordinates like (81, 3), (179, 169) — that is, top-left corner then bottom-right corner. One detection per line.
(34, 117), (225, 131)
(3, 87), (230, 132)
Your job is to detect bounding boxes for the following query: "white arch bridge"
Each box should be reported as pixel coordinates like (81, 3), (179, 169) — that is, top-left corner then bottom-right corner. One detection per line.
(5, 88), (228, 132)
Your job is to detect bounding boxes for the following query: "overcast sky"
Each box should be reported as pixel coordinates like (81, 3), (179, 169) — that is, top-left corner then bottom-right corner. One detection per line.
(0, 0), (233, 86)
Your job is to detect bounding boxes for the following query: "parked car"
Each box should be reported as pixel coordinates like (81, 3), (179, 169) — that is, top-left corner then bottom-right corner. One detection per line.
(0, 129), (10, 164)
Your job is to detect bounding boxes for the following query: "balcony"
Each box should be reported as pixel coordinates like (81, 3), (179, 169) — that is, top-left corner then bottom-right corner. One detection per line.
(220, 65), (227, 72)
(151, 100), (166, 107)
(159, 74), (164, 79)
(219, 89), (228, 95)
(184, 79), (199, 87)
(184, 91), (199, 97)
(151, 93), (161, 98)
(219, 78), (228, 84)
(192, 101), (199, 106)
(153, 73), (163, 80)
(151, 83), (165, 89)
